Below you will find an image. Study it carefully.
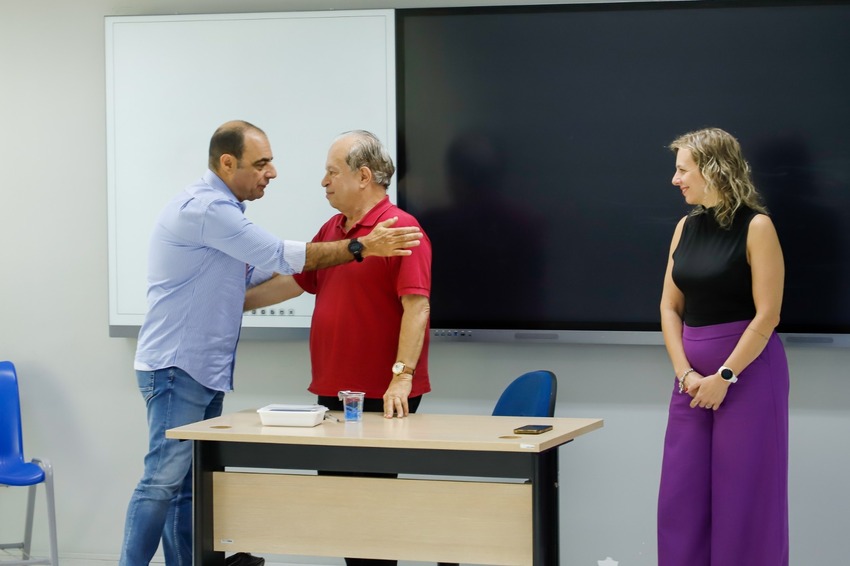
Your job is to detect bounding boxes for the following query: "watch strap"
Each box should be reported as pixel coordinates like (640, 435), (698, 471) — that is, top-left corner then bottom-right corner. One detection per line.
(393, 362), (415, 376)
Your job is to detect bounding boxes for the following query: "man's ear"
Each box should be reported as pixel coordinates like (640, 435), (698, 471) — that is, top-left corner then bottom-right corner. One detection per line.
(219, 153), (236, 175)
(359, 166), (373, 187)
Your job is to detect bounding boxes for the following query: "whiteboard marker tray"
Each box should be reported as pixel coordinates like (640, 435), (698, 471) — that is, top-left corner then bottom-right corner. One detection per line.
(257, 404), (328, 427)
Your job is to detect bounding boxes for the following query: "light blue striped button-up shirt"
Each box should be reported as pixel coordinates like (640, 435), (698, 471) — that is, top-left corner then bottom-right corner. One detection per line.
(134, 170), (306, 391)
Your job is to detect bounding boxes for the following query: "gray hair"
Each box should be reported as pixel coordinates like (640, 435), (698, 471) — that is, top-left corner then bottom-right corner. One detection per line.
(338, 130), (395, 187)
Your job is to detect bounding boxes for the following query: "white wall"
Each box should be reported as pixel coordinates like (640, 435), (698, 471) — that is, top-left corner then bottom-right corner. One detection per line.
(1, 1), (848, 565)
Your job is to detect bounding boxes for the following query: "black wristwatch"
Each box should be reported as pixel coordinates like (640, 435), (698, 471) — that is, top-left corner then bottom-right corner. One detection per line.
(348, 238), (364, 262)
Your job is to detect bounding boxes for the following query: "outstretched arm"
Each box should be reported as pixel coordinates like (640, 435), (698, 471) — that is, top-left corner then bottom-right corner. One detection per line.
(244, 273), (305, 311)
(303, 217), (422, 271)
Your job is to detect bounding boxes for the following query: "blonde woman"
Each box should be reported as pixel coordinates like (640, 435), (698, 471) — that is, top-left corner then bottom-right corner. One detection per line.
(658, 127), (789, 565)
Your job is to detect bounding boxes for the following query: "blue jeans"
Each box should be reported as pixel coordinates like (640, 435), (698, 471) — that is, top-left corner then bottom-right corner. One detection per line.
(119, 367), (224, 566)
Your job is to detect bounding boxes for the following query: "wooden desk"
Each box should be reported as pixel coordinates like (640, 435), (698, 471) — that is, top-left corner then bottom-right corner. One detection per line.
(167, 411), (603, 566)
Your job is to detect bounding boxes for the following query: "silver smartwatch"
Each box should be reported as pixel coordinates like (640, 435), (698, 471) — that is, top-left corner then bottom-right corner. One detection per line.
(719, 366), (738, 384)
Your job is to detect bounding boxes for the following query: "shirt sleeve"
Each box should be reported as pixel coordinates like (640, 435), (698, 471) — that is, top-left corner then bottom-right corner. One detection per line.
(202, 198), (307, 275)
(292, 224), (327, 295)
(396, 219), (432, 298)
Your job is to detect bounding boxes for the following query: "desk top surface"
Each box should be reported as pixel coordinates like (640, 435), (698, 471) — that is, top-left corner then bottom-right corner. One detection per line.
(166, 410), (603, 453)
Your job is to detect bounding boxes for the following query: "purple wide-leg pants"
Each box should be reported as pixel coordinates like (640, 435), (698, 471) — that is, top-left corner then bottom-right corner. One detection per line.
(658, 319), (789, 566)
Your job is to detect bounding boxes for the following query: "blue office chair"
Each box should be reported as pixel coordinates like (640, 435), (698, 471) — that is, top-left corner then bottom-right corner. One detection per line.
(492, 369), (558, 418)
(0, 361), (59, 566)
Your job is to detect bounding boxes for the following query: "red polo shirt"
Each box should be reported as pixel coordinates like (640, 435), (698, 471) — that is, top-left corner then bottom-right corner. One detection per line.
(293, 197), (432, 398)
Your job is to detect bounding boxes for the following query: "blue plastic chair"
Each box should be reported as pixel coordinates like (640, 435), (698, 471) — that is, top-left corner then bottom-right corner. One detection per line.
(492, 369), (558, 418)
(0, 361), (58, 566)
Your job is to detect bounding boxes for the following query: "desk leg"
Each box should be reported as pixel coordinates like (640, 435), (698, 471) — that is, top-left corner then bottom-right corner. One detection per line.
(194, 440), (225, 566)
(532, 449), (559, 566)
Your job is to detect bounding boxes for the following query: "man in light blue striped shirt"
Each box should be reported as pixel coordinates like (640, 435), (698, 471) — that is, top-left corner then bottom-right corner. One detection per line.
(120, 120), (422, 566)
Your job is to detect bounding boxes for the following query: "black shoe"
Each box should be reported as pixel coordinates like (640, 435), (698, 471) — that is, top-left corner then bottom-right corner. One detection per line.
(225, 553), (265, 566)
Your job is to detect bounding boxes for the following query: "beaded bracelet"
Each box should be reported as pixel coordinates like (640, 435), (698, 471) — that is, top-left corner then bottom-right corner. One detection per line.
(678, 368), (695, 394)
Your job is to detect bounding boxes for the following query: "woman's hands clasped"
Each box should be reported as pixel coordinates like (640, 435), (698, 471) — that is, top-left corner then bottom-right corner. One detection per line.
(685, 371), (731, 411)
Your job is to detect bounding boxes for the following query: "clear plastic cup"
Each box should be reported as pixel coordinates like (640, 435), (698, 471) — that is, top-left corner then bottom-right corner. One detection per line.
(338, 390), (365, 422)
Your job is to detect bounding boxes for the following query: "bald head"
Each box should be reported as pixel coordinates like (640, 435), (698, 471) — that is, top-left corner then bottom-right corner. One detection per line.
(208, 120), (267, 173)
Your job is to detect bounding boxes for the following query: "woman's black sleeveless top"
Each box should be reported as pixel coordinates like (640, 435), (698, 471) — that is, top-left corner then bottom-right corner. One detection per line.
(671, 207), (758, 327)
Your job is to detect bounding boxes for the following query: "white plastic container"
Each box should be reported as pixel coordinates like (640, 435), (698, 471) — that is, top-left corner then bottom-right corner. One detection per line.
(257, 404), (328, 427)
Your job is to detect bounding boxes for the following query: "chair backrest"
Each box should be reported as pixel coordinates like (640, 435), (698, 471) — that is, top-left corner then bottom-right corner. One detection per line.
(0, 361), (26, 469)
(492, 370), (558, 417)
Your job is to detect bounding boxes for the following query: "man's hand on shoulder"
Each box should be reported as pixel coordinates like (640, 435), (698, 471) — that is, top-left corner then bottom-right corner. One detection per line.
(360, 217), (422, 258)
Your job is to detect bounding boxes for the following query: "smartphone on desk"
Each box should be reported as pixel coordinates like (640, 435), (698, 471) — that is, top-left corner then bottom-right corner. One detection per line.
(513, 424), (553, 435)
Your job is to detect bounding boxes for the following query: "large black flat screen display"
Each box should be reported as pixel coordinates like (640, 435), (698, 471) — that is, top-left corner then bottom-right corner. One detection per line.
(396, 0), (850, 339)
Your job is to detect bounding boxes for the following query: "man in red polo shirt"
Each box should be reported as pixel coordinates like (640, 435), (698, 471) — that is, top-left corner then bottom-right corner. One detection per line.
(245, 130), (431, 421)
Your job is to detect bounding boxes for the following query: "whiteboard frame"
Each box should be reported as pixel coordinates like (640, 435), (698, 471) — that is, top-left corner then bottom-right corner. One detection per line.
(105, 10), (396, 338)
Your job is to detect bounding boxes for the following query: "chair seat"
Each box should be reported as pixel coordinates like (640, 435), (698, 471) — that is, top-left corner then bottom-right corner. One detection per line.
(0, 461), (45, 486)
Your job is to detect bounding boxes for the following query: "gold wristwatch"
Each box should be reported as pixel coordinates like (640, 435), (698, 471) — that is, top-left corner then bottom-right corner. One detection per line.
(392, 362), (415, 376)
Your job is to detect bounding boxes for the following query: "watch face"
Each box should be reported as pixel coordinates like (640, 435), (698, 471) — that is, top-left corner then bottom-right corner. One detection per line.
(348, 239), (364, 262)
(392, 362), (404, 374)
(721, 368), (733, 380)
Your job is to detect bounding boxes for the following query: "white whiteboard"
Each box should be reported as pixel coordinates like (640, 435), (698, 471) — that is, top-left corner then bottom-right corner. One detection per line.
(105, 10), (396, 336)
